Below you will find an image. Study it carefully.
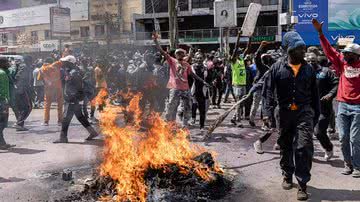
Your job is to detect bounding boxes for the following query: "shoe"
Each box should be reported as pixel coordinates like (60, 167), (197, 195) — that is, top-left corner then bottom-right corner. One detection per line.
(352, 169), (360, 178)
(85, 126), (99, 141)
(237, 123), (243, 128)
(297, 187), (309, 201)
(0, 143), (16, 150)
(273, 143), (281, 150)
(53, 132), (68, 144)
(42, 122), (49, 126)
(249, 121), (256, 127)
(341, 164), (353, 175)
(217, 105), (221, 109)
(253, 140), (264, 154)
(190, 119), (196, 126)
(281, 178), (293, 190)
(324, 150), (334, 161)
(16, 126), (29, 132)
(231, 119), (237, 125)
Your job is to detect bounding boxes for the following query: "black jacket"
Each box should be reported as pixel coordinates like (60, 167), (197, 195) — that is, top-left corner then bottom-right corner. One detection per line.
(253, 46), (270, 84)
(314, 66), (338, 99)
(63, 61), (84, 103)
(263, 57), (320, 120)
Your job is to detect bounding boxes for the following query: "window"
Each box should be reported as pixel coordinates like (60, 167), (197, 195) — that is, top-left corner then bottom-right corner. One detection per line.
(192, 0), (214, 9)
(44, 30), (51, 40)
(31, 31), (38, 43)
(1, 34), (8, 45)
(95, 25), (105, 37)
(145, 0), (168, 13)
(80, 26), (90, 37)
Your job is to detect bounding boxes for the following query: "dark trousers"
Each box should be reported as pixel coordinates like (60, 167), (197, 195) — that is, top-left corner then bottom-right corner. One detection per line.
(278, 106), (314, 186)
(82, 96), (91, 119)
(212, 85), (223, 106)
(192, 96), (207, 128)
(11, 91), (32, 127)
(260, 107), (280, 143)
(62, 102), (91, 136)
(314, 101), (334, 152)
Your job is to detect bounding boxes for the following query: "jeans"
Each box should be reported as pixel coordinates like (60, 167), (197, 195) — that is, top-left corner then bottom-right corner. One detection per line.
(337, 102), (360, 169)
(61, 102), (91, 137)
(314, 101), (334, 152)
(165, 89), (191, 126)
(232, 86), (246, 121)
(278, 106), (315, 186)
(211, 85), (223, 106)
(250, 89), (262, 122)
(34, 86), (44, 107)
(224, 81), (236, 102)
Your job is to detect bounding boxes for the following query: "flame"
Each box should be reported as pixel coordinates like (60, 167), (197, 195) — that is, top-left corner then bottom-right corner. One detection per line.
(98, 92), (221, 202)
(93, 88), (109, 106)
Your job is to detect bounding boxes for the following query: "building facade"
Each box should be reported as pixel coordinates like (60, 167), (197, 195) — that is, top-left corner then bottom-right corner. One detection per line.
(0, 0), (143, 53)
(133, 0), (282, 47)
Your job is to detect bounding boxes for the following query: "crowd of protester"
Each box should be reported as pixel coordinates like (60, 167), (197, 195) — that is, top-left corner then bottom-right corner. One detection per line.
(0, 19), (359, 201)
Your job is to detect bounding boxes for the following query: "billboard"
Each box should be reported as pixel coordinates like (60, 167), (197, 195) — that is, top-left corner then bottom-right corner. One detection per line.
(50, 7), (71, 38)
(293, 0), (360, 45)
(0, 0), (88, 29)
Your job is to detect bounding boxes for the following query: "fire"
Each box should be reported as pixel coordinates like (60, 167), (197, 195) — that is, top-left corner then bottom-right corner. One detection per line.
(98, 92), (221, 202)
(93, 88), (109, 106)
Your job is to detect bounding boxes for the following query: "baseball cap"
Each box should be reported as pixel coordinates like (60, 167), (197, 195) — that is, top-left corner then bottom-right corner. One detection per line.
(342, 43), (360, 55)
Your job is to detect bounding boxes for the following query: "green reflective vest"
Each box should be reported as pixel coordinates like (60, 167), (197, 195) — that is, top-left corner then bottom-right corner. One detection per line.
(231, 59), (246, 86)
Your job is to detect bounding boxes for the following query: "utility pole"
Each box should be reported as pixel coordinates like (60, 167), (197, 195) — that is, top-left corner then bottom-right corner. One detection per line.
(57, 0), (62, 55)
(168, 0), (178, 49)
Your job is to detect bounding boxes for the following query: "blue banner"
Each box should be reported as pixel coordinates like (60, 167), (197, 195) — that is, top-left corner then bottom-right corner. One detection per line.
(292, 0), (360, 45)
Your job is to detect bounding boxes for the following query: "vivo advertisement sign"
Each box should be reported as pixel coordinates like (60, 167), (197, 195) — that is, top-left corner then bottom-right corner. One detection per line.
(293, 0), (360, 45)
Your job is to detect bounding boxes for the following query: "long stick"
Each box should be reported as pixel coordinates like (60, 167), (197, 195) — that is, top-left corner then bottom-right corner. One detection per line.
(204, 94), (251, 138)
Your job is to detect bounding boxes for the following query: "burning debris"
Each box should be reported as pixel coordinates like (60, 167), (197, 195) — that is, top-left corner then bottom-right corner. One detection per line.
(59, 92), (232, 202)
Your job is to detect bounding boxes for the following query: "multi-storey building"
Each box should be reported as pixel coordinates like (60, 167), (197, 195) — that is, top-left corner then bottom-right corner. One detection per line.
(133, 0), (282, 48)
(0, 0), (143, 53)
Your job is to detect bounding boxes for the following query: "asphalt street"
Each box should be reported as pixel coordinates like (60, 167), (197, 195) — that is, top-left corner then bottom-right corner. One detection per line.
(0, 103), (359, 202)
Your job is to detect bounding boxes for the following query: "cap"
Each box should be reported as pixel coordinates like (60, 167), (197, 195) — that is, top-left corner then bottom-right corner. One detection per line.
(175, 49), (186, 55)
(342, 43), (360, 55)
(60, 55), (76, 64)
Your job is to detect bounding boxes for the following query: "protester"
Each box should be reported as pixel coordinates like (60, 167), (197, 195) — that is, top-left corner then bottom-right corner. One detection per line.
(263, 31), (320, 200)
(210, 57), (224, 109)
(152, 53), (169, 113)
(230, 32), (252, 127)
(38, 57), (64, 126)
(33, 61), (44, 109)
(313, 18), (360, 178)
(53, 55), (99, 143)
(0, 58), (15, 150)
(306, 52), (338, 161)
(190, 52), (210, 131)
(79, 58), (96, 121)
(152, 33), (210, 127)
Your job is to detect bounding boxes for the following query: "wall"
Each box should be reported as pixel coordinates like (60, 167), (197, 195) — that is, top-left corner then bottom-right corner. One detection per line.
(122, 0), (142, 33)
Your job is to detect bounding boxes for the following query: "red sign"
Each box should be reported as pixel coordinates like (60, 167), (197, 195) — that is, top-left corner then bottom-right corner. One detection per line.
(0, 47), (8, 53)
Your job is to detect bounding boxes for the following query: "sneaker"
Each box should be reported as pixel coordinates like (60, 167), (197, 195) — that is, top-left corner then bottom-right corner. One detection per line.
(324, 150), (334, 161)
(253, 140), (264, 154)
(341, 165), (353, 175)
(249, 121), (256, 127)
(281, 178), (293, 190)
(190, 119), (196, 126)
(237, 123), (243, 128)
(16, 126), (29, 132)
(42, 122), (49, 126)
(0, 144), (16, 150)
(352, 169), (360, 178)
(297, 188), (309, 201)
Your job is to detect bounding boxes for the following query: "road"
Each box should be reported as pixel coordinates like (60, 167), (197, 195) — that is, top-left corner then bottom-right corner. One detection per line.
(0, 103), (359, 202)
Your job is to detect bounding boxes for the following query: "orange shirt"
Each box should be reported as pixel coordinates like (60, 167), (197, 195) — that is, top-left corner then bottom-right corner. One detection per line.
(38, 61), (62, 88)
(289, 63), (302, 110)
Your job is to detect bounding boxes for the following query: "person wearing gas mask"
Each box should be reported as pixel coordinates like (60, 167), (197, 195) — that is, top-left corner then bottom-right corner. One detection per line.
(306, 52), (338, 161)
(53, 55), (99, 144)
(313, 19), (360, 178)
(263, 31), (320, 201)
